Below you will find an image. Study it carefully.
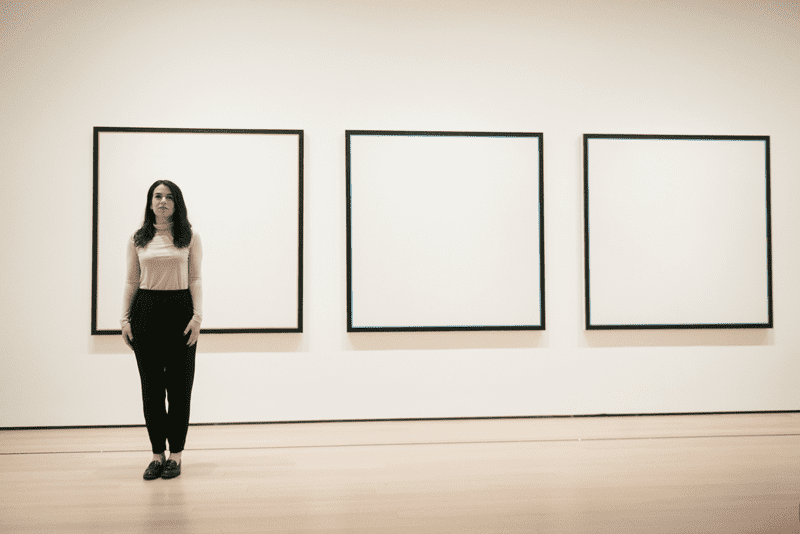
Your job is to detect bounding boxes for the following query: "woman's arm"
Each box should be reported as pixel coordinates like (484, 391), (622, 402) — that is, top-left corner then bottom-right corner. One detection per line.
(185, 233), (203, 346)
(121, 236), (140, 348)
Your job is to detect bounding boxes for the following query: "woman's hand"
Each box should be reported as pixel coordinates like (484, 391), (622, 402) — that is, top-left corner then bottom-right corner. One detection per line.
(184, 319), (201, 346)
(122, 323), (134, 350)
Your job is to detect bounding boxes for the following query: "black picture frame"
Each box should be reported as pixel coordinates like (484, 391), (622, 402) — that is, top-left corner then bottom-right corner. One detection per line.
(346, 130), (545, 332)
(92, 127), (304, 335)
(583, 133), (772, 330)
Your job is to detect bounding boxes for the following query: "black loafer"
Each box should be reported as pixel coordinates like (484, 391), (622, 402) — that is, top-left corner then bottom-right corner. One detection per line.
(161, 459), (181, 479)
(143, 461), (164, 480)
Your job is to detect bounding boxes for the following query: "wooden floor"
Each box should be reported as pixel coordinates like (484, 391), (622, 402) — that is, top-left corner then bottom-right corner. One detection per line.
(2, 413), (799, 533)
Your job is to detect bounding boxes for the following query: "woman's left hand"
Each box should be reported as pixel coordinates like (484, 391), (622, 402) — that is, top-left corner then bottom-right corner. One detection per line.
(184, 320), (201, 346)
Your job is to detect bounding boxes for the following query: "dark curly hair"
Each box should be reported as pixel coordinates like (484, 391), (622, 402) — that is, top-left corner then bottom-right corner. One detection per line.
(133, 180), (193, 249)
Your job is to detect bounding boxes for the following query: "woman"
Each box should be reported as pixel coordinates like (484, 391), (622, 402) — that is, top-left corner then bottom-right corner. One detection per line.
(121, 180), (202, 480)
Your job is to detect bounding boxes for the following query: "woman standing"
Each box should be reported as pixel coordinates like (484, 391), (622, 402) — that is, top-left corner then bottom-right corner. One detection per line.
(121, 180), (202, 480)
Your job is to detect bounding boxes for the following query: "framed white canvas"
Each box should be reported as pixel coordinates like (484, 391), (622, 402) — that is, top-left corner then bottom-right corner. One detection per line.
(584, 134), (772, 329)
(92, 127), (303, 334)
(347, 130), (544, 331)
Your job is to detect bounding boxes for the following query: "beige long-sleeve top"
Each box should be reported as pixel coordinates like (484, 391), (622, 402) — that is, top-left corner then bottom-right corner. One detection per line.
(120, 223), (203, 327)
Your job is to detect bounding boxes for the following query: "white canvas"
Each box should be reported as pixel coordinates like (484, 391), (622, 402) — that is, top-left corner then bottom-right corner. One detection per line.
(586, 137), (770, 327)
(95, 130), (301, 331)
(349, 133), (543, 329)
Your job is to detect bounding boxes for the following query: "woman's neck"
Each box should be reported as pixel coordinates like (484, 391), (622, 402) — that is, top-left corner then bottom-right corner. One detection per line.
(155, 217), (172, 226)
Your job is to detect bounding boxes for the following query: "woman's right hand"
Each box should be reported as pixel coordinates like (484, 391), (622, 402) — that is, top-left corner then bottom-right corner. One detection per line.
(122, 324), (134, 350)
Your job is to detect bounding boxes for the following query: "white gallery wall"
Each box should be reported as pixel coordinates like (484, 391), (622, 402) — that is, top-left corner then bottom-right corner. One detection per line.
(1, 0), (798, 427)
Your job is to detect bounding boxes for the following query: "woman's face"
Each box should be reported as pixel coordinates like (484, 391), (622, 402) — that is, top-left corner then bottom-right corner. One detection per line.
(151, 184), (175, 221)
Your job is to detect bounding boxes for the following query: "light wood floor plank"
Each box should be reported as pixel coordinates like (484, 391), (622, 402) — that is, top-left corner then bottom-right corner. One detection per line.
(1, 415), (799, 533)
(2, 412), (799, 454)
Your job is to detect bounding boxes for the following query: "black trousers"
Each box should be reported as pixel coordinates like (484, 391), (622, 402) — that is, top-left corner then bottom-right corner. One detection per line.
(130, 289), (197, 454)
